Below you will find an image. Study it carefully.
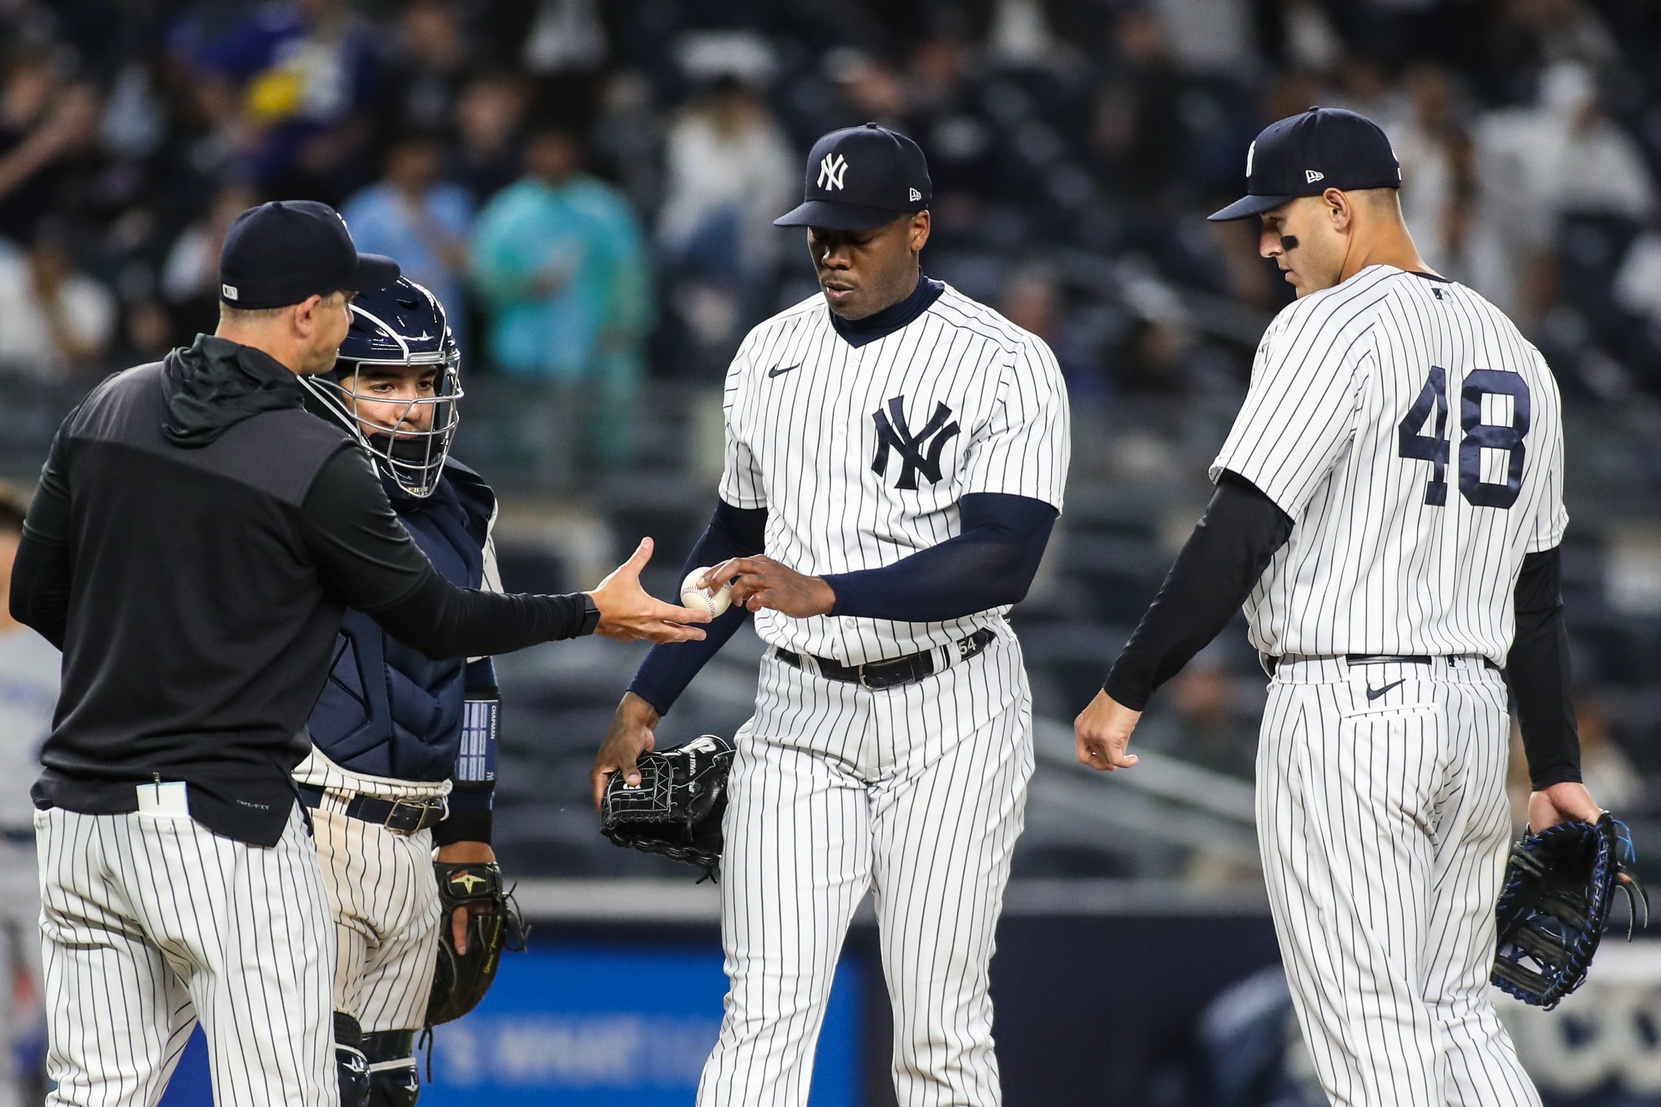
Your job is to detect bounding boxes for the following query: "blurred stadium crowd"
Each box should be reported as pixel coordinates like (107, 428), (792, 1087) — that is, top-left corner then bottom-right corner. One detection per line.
(3, 0), (1661, 880)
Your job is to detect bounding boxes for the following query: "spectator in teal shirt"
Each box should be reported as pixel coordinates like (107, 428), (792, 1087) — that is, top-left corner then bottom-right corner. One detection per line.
(471, 127), (650, 474)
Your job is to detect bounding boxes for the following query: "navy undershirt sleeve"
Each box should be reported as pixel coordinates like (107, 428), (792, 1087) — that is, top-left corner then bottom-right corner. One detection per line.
(627, 499), (766, 716)
(1507, 547), (1581, 789)
(822, 493), (1057, 622)
(1103, 471), (1294, 711)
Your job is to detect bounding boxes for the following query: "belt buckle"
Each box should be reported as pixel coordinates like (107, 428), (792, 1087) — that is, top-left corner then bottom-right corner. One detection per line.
(385, 797), (434, 831)
(857, 662), (882, 690)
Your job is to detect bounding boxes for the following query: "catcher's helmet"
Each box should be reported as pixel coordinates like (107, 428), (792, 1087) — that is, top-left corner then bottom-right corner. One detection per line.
(301, 278), (463, 498)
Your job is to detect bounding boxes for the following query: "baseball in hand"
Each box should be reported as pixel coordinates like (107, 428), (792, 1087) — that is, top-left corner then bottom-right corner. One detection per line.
(680, 567), (732, 618)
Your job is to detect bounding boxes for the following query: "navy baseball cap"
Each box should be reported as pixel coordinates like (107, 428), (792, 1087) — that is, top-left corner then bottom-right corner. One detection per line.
(219, 200), (400, 309)
(1208, 107), (1402, 222)
(774, 123), (932, 231)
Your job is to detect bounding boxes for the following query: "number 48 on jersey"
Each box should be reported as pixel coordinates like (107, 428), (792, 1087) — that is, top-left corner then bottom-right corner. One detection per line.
(1398, 366), (1531, 510)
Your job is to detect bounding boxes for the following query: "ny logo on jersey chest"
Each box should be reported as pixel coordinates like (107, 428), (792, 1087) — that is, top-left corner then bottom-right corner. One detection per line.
(871, 396), (960, 490)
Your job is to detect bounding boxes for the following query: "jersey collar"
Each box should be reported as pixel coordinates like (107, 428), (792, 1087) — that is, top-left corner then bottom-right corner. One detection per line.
(829, 275), (945, 348)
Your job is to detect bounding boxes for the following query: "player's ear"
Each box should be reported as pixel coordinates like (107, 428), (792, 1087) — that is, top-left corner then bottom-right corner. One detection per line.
(909, 210), (930, 253)
(292, 294), (324, 338)
(1325, 188), (1353, 233)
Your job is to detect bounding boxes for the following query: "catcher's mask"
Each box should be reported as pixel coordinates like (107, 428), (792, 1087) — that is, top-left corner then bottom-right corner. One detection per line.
(300, 277), (462, 498)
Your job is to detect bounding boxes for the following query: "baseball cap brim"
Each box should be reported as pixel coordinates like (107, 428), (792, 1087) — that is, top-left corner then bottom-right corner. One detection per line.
(1207, 193), (1298, 222)
(343, 253), (401, 293)
(774, 200), (915, 231)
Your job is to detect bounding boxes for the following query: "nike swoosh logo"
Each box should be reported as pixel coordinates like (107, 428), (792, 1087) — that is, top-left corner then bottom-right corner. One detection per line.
(1366, 679), (1406, 701)
(767, 363), (800, 378)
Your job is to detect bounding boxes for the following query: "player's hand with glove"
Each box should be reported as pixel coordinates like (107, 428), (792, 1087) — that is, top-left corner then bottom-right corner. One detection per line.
(597, 732), (734, 881)
(1492, 793), (1648, 1009)
(426, 848), (526, 1027)
(1528, 780), (1604, 830)
(591, 691), (661, 809)
(1073, 690), (1142, 771)
(590, 537), (714, 643)
(435, 841), (497, 954)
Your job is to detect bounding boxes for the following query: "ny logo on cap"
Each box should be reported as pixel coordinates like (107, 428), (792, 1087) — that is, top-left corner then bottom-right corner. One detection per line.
(818, 153), (848, 191)
(1306, 169), (1325, 183)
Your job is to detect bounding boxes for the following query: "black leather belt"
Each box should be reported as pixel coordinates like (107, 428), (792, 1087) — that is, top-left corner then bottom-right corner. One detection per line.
(296, 784), (447, 834)
(1262, 653), (1500, 676)
(776, 628), (998, 690)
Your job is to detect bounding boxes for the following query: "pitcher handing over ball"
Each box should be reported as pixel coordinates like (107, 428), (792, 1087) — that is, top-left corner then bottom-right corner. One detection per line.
(592, 123), (1069, 1107)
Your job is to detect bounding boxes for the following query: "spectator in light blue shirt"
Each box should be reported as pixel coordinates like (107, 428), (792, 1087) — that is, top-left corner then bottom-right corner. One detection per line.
(342, 134), (475, 351)
(470, 126), (650, 473)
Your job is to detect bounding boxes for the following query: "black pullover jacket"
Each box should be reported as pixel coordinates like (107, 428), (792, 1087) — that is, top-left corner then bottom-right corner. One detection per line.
(10, 335), (592, 845)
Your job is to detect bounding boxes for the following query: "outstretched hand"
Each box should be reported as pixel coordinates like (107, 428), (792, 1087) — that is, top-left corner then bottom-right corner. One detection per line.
(590, 538), (712, 643)
(1073, 689), (1142, 771)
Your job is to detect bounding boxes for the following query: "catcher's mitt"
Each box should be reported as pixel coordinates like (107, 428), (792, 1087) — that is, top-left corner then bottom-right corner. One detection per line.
(1492, 813), (1648, 1009)
(600, 734), (734, 881)
(425, 861), (527, 1027)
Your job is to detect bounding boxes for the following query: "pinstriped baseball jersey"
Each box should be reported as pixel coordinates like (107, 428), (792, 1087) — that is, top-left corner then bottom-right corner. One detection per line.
(1211, 264), (1567, 661)
(720, 283), (1070, 666)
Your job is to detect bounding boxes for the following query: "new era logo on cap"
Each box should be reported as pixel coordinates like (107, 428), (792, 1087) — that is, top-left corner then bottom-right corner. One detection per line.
(1306, 170), (1325, 183)
(221, 283), (238, 301)
(909, 187), (922, 202)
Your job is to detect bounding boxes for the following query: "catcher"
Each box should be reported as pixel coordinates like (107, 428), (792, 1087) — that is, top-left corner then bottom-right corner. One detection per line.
(297, 278), (523, 1106)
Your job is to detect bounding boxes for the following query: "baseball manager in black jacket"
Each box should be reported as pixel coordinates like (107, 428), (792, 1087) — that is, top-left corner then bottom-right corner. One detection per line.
(8, 200), (707, 1107)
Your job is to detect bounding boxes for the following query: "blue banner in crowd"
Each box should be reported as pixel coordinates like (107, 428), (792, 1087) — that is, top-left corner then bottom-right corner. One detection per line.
(159, 943), (863, 1107)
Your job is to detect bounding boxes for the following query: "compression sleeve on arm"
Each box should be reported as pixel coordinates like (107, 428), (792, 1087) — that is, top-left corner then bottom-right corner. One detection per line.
(301, 448), (591, 658)
(627, 499), (766, 717)
(821, 493), (1057, 622)
(1507, 546), (1581, 789)
(9, 534), (70, 649)
(1103, 471), (1294, 711)
(10, 425), (76, 647)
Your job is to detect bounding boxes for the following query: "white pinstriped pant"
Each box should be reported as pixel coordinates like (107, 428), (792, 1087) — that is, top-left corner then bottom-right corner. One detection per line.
(311, 808), (441, 1033)
(1259, 656), (1541, 1107)
(35, 803), (338, 1107)
(698, 632), (1032, 1107)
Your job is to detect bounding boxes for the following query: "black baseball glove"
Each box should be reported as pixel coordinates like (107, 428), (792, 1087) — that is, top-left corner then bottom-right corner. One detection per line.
(1492, 813), (1648, 1009)
(425, 861), (527, 1027)
(600, 734), (734, 881)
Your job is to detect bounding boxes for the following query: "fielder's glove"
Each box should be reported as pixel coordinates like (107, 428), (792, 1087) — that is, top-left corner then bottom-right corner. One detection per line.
(425, 861), (527, 1027)
(1492, 812), (1648, 1009)
(600, 734), (734, 881)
